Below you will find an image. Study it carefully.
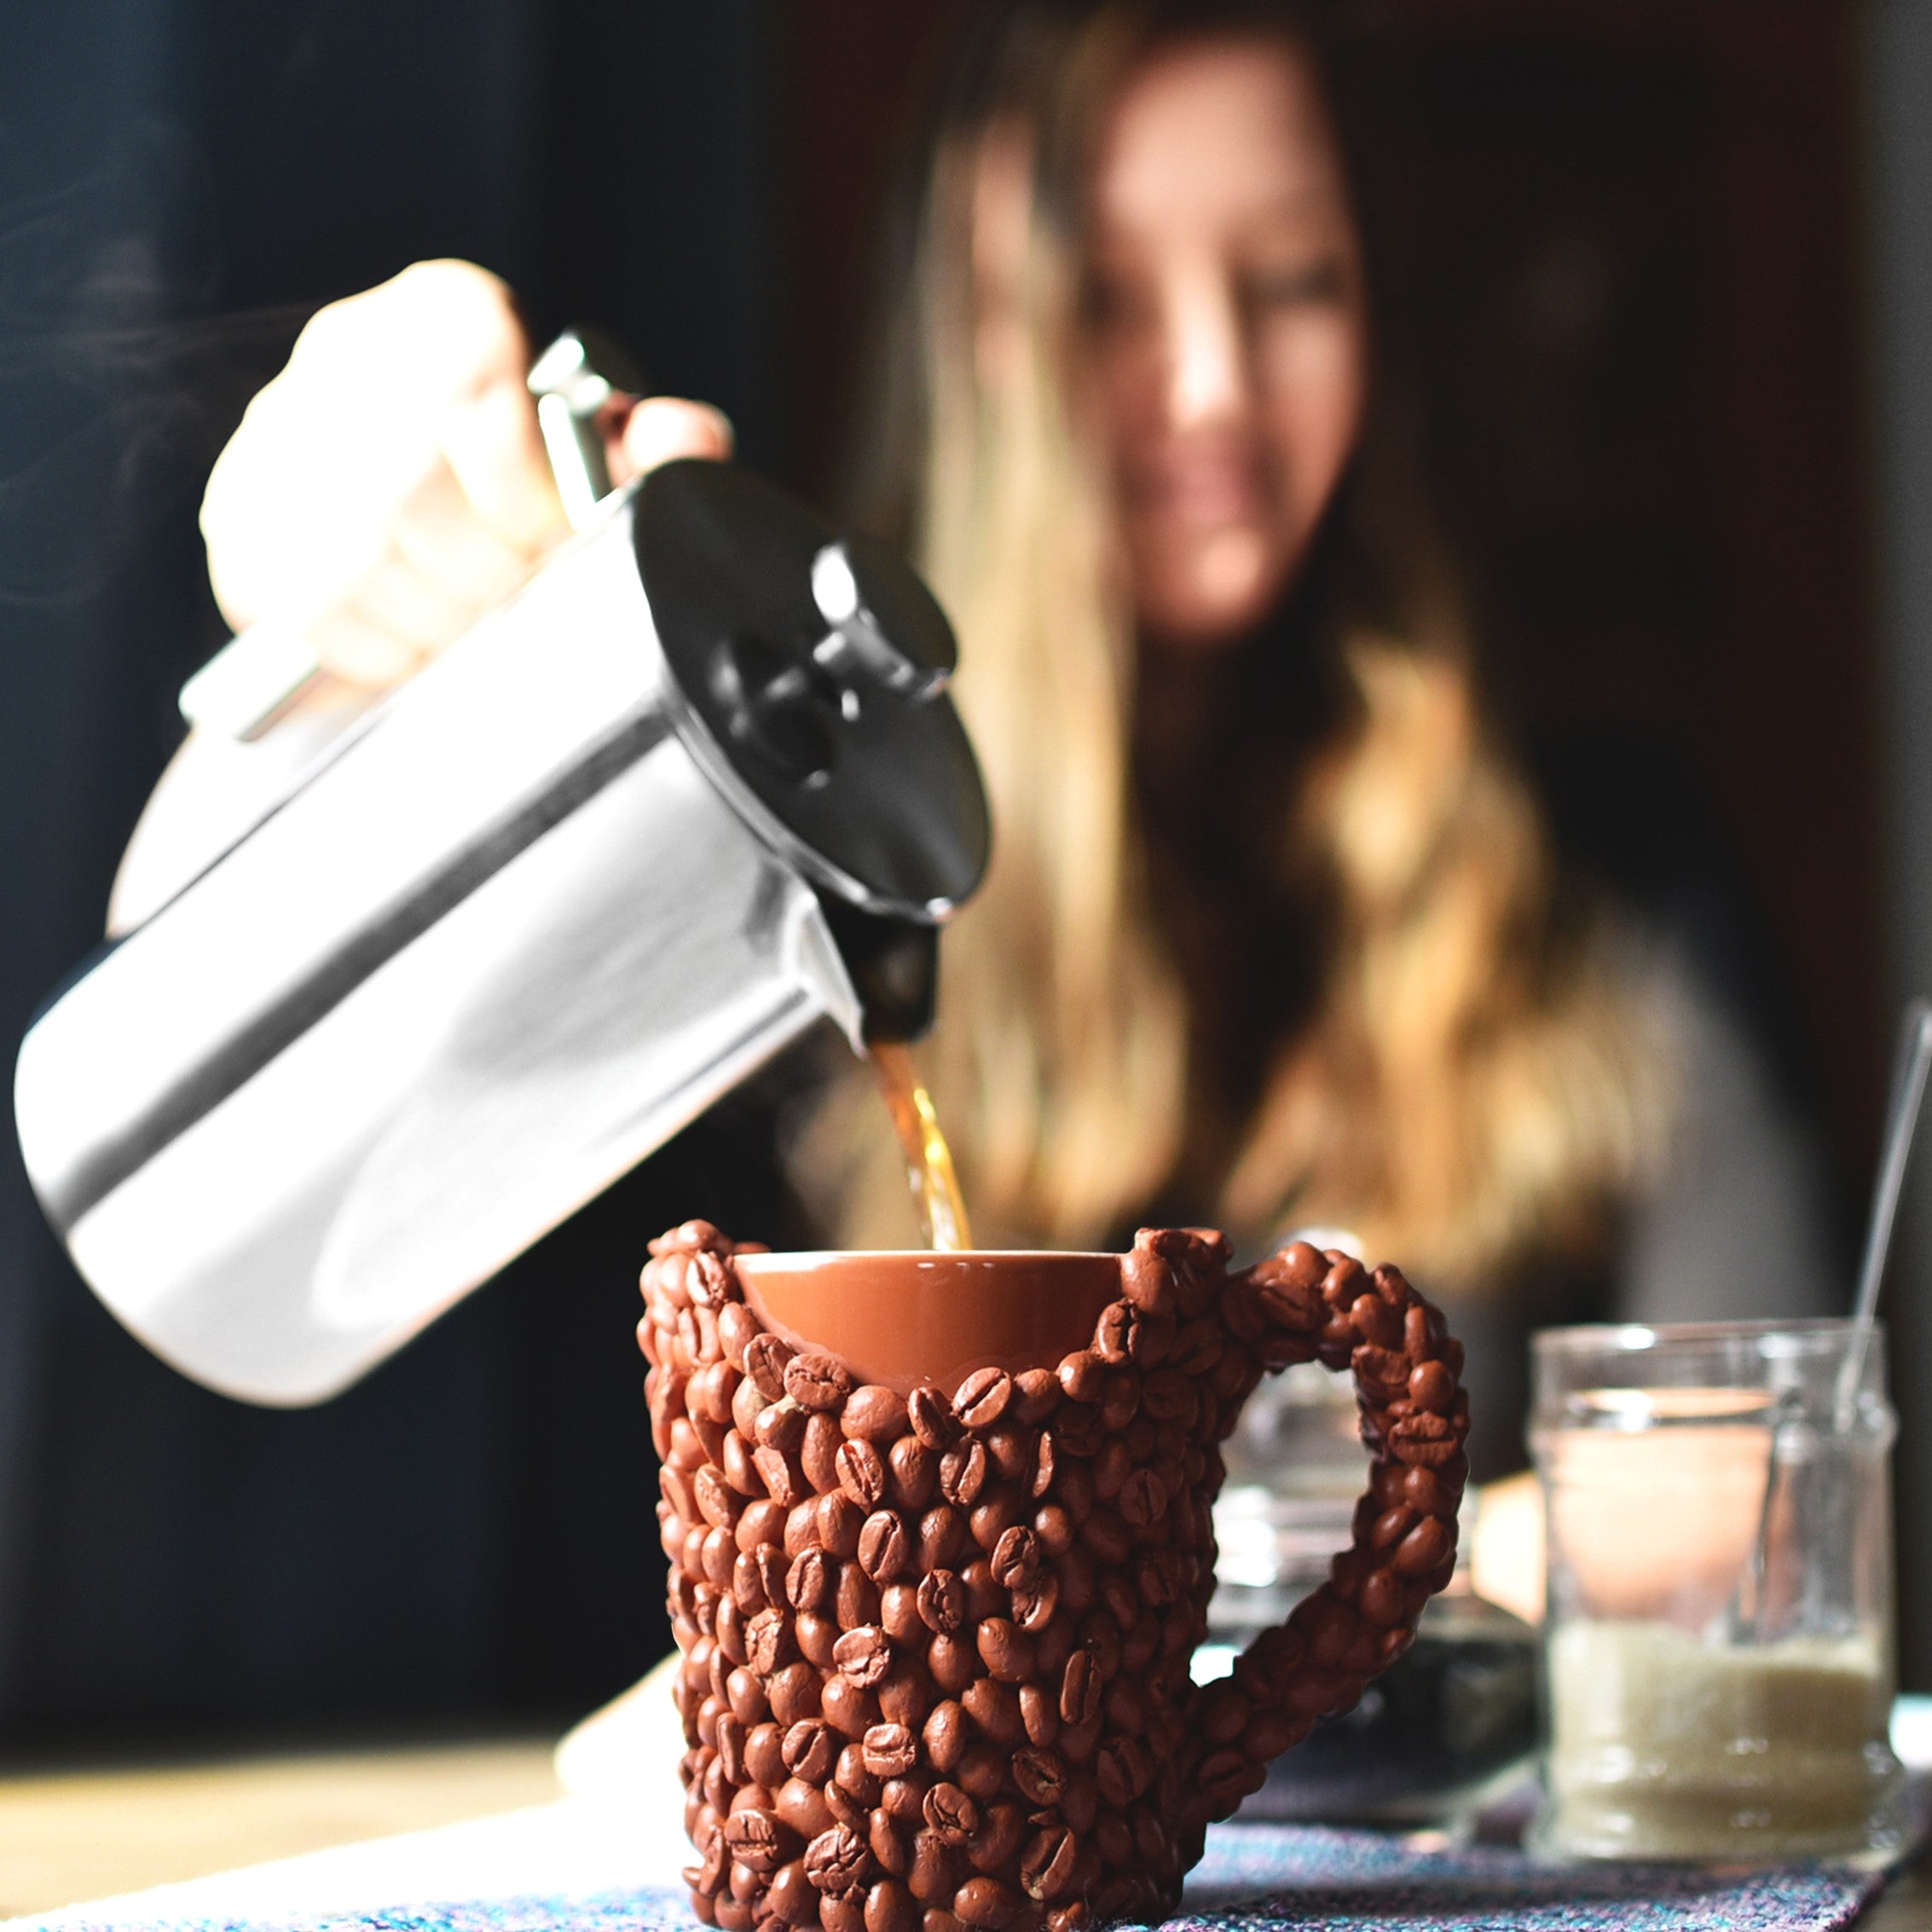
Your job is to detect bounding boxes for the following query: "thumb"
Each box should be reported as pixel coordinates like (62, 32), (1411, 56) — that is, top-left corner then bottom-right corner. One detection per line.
(609, 396), (735, 487)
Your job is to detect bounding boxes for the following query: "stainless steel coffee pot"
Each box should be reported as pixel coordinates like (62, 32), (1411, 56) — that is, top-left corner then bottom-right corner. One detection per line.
(13, 344), (989, 1404)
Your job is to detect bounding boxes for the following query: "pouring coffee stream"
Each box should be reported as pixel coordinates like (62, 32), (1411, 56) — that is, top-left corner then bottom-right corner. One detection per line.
(871, 1041), (973, 1252)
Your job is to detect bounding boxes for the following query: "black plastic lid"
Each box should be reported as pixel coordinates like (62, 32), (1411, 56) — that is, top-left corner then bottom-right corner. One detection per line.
(634, 460), (990, 923)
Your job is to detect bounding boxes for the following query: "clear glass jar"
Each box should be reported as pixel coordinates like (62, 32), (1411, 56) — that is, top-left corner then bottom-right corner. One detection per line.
(1531, 1320), (1905, 1863)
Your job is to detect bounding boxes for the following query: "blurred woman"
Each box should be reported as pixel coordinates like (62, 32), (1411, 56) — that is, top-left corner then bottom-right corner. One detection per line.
(789, 0), (1836, 1471)
(167, 3), (1837, 1487)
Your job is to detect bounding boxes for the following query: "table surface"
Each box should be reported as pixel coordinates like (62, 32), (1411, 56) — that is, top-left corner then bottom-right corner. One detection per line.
(0, 1738), (564, 1919)
(1, 1739), (1927, 1929)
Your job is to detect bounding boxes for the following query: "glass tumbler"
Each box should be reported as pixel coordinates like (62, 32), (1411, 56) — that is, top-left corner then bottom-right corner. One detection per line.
(1531, 1321), (1905, 1863)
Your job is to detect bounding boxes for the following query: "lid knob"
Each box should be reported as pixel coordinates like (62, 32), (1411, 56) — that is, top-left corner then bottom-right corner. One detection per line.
(810, 537), (955, 703)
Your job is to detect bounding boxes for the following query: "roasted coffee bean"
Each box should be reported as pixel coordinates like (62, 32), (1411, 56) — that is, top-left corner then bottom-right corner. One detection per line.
(805, 1823), (872, 1893)
(915, 1568), (966, 1634)
(976, 1618), (1033, 1685)
(835, 1624), (893, 1687)
(881, 1582), (924, 1644)
(1060, 1650), (1102, 1726)
(720, 1430), (761, 1497)
(787, 1351), (856, 1413)
(1403, 1464), (1452, 1515)
(1389, 1409), (1459, 1467)
(731, 1551), (768, 1616)
(1010, 1746), (1067, 1806)
(836, 1741), (883, 1805)
(952, 1877), (1022, 1929)
(983, 1425), (1030, 1484)
(863, 1721), (918, 1779)
(765, 1859), (818, 1924)
(1103, 1676), (1145, 1736)
(927, 1633), (975, 1698)
(880, 1775), (928, 1828)
(908, 1830), (958, 1905)
(960, 1676), (1022, 1745)
(824, 1890), (869, 1932)
(938, 1440), (987, 1508)
(745, 1721), (788, 1789)
(744, 1333), (795, 1403)
(1093, 1304), (1133, 1366)
(907, 1385), (961, 1450)
(838, 1439), (888, 1509)
(810, 1490), (859, 1559)
(824, 1670), (882, 1738)
(756, 1398), (809, 1456)
(721, 1810), (785, 1875)
(1009, 1573), (1059, 1634)
(866, 1878), (920, 1932)
(695, 1466), (740, 1530)
(952, 1368), (1012, 1429)
(1056, 1351), (1104, 1406)
(716, 1299), (757, 1368)
(923, 1781), (979, 1846)
(824, 1777), (870, 1831)
(1119, 1245), (1175, 1316)
(1408, 1359), (1455, 1413)
(859, 1510), (911, 1582)
(1392, 1513), (1452, 1576)
(869, 1807), (912, 1877)
(844, 1385), (911, 1443)
(989, 1525), (1042, 1589)
(967, 1802), (1027, 1878)
(1012, 1368), (1060, 1425)
(1016, 1683), (1059, 1748)
(923, 1700), (967, 1772)
(778, 1776), (837, 1842)
(1054, 1405), (1103, 1457)
(1028, 1432), (1057, 1501)
(888, 1437), (938, 1513)
(755, 1447), (804, 1508)
(1117, 1468), (1166, 1532)
(968, 1490), (1020, 1553)
(1032, 1502), (1075, 1555)
(918, 1505), (963, 1574)
(747, 1608), (797, 1675)
(795, 1609), (840, 1669)
(1089, 1437), (1129, 1502)
(738, 1502), (787, 1560)
(767, 1662), (822, 1727)
(726, 1667), (769, 1727)
(877, 1661), (931, 1730)
(716, 1713), (747, 1784)
(837, 1562), (882, 1633)
(1079, 1507), (1131, 1566)
(1020, 1825), (1078, 1903)
(803, 1412), (846, 1491)
(788, 1549), (832, 1612)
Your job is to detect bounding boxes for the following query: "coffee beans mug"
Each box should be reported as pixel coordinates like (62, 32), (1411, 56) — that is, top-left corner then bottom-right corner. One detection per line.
(642, 1225), (1470, 1931)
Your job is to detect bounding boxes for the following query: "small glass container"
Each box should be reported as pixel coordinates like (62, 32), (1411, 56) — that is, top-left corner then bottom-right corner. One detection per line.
(1531, 1320), (1905, 1863)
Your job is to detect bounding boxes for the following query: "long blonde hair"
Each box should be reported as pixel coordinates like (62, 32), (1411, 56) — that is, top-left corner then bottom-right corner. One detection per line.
(801, 0), (1667, 1289)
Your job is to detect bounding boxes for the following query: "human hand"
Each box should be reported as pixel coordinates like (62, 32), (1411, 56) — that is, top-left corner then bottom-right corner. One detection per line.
(200, 258), (731, 704)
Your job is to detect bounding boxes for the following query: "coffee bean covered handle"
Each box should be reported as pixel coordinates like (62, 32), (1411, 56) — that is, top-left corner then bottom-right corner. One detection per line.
(1180, 1239), (1469, 1830)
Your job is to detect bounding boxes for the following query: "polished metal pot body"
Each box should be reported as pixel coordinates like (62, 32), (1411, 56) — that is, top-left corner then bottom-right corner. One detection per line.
(14, 491), (865, 1404)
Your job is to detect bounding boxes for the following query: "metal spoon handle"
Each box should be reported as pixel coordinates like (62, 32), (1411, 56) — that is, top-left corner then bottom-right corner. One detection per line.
(1837, 996), (1932, 1425)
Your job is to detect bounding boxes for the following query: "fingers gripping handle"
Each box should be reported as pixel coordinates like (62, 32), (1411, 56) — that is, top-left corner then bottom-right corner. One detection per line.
(1183, 1243), (1469, 1830)
(181, 329), (623, 740)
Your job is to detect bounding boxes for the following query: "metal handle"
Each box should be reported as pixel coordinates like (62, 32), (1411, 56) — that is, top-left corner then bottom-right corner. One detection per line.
(181, 329), (629, 741)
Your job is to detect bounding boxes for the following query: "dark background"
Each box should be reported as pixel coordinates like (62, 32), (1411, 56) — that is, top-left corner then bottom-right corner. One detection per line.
(0, 0), (1910, 1742)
